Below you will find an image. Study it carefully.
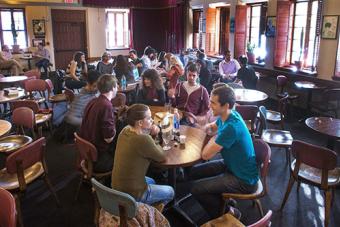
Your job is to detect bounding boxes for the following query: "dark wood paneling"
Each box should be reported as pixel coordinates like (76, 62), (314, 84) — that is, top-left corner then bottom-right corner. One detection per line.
(219, 7), (230, 54)
(234, 5), (247, 58)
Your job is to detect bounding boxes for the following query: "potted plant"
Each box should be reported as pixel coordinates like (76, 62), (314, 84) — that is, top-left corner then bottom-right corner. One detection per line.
(294, 28), (304, 70)
(246, 42), (256, 64)
(11, 23), (20, 53)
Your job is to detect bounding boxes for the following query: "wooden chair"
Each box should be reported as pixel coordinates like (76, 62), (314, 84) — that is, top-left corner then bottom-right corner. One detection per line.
(24, 78), (49, 109)
(24, 69), (41, 79)
(12, 107), (36, 139)
(45, 79), (75, 107)
(258, 105), (293, 165)
(265, 94), (289, 130)
(235, 105), (259, 136)
(0, 187), (17, 227)
(280, 140), (340, 227)
(111, 92), (127, 108)
(74, 133), (112, 201)
(309, 88), (340, 118)
(11, 100), (53, 137)
(0, 137), (60, 226)
(202, 210), (272, 227)
(276, 75), (299, 102)
(220, 139), (271, 217)
(91, 178), (137, 227)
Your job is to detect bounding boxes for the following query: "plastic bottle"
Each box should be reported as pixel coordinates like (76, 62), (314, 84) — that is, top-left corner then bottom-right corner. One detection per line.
(121, 75), (127, 90)
(173, 108), (180, 141)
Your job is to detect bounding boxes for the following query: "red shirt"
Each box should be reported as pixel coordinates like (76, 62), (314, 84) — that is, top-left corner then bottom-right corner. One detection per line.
(80, 95), (116, 154)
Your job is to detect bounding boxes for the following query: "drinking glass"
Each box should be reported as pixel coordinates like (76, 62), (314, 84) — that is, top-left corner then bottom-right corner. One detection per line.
(162, 127), (172, 151)
(165, 102), (171, 113)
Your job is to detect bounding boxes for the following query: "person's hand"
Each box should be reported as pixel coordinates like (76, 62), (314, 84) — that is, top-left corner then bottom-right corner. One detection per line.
(150, 124), (160, 136)
(168, 88), (175, 98)
(136, 63), (143, 68)
(223, 74), (230, 79)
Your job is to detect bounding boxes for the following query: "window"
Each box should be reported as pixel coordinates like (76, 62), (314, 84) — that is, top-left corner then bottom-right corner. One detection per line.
(106, 9), (129, 49)
(0, 8), (28, 49)
(246, 3), (267, 61)
(287, 0), (321, 70)
(193, 9), (204, 50)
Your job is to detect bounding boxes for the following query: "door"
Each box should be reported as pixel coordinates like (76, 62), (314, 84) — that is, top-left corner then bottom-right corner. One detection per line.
(51, 10), (87, 70)
(219, 7), (230, 54)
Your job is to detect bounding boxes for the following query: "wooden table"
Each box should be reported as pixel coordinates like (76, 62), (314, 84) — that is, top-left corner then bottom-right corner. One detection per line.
(0, 120), (11, 137)
(305, 117), (340, 149)
(153, 125), (206, 225)
(0, 90), (26, 104)
(20, 56), (36, 70)
(294, 81), (325, 110)
(234, 88), (268, 104)
(0, 76), (28, 88)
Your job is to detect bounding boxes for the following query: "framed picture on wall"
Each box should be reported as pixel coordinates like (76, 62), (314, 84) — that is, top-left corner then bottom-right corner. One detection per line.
(265, 16), (276, 37)
(32, 19), (46, 37)
(32, 38), (45, 47)
(321, 15), (339, 39)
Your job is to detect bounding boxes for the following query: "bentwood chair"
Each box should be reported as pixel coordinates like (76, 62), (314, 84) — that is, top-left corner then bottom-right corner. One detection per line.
(24, 78), (49, 109)
(111, 92), (127, 108)
(24, 69), (41, 79)
(220, 139), (271, 218)
(0, 137), (60, 226)
(264, 94), (289, 130)
(202, 210), (273, 227)
(280, 140), (340, 227)
(91, 178), (137, 227)
(276, 75), (299, 102)
(0, 187), (17, 227)
(12, 107), (36, 139)
(259, 106), (293, 165)
(12, 100), (53, 137)
(45, 79), (75, 107)
(74, 133), (112, 201)
(235, 105), (259, 136)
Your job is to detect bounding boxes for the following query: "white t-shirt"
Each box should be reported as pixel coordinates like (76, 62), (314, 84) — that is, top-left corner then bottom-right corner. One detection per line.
(183, 81), (200, 96)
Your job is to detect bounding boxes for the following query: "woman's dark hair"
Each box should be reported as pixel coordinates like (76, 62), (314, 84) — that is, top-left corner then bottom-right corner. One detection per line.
(211, 86), (235, 109)
(142, 69), (164, 90)
(115, 55), (130, 75)
(73, 51), (85, 67)
(187, 63), (198, 73)
(97, 74), (117, 93)
(87, 70), (101, 85)
(238, 55), (248, 65)
(126, 104), (149, 126)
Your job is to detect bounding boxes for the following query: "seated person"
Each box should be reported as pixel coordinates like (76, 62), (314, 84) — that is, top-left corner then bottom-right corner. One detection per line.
(190, 86), (259, 219)
(34, 43), (50, 73)
(65, 51), (88, 90)
(97, 52), (114, 75)
(0, 45), (22, 76)
(114, 55), (135, 83)
(141, 47), (158, 69)
(112, 104), (174, 205)
(167, 55), (184, 89)
(137, 69), (166, 106)
(64, 70), (100, 127)
(168, 64), (209, 123)
(196, 59), (212, 91)
(80, 74), (118, 173)
(129, 49), (145, 76)
(235, 55), (258, 89)
(179, 49), (189, 67)
(219, 49), (240, 83)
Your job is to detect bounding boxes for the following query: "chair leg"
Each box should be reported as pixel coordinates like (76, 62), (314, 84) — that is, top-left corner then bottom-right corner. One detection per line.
(324, 190), (332, 227)
(280, 174), (295, 210)
(285, 147), (291, 166)
(14, 194), (24, 227)
(296, 182), (301, 193)
(93, 188), (100, 227)
(74, 173), (84, 201)
(254, 199), (264, 217)
(220, 197), (228, 216)
(43, 174), (61, 206)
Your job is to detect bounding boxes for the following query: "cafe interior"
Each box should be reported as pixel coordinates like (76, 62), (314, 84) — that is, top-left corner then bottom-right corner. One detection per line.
(0, 0), (340, 226)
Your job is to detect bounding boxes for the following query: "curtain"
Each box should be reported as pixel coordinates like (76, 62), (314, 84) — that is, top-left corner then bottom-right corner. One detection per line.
(234, 5), (247, 59)
(83, 0), (179, 8)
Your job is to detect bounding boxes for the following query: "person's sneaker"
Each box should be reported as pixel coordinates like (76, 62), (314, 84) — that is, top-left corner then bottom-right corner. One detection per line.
(228, 207), (241, 220)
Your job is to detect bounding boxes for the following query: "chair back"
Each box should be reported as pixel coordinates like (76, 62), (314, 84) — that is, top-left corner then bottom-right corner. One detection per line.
(64, 88), (75, 103)
(91, 178), (137, 220)
(12, 107), (35, 132)
(276, 75), (288, 93)
(323, 88), (340, 104)
(235, 105), (259, 134)
(248, 210), (272, 227)
(228, 82), (244, 89)
(292, 140), (337, 171)
(253, 139), (271, 179)
(11, 100), (40, 113)
(24, 69), (41, 79)
(0, 188), (16, 227)
(24, 79), (47, 92)
(257, 106), (268, 136)
(74, 132), (98, 162)
(45, 79), (54, 93)
(112, 92), (127, 108)
(6, 137), (46, 174)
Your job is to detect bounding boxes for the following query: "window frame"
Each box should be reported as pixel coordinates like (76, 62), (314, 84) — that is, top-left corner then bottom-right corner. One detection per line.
(287, 0), (320, 70)
(0, 8), (28, 49)
(105, 9), (130, 50)
(247, 3), (265, 48)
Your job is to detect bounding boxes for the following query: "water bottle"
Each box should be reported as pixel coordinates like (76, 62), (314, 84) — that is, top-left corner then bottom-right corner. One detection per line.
(173, 108), (180, 141)
(121, 75), (127, 90)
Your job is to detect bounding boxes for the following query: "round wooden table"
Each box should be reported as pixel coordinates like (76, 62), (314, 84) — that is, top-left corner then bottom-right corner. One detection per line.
(0, 76), (28, 87)
(294, 81), (325, 110)
(0, 120), (11, 137)
(0, 90), (26, 104)
(305, 117), (340, 149)
(234, 88), (268, 104)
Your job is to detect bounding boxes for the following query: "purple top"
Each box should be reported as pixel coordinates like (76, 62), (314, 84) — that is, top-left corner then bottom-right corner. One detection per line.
(219, 59), (241, 78)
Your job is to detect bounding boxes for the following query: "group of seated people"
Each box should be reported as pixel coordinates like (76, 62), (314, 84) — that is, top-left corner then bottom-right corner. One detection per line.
(53, 45), (261, 223)
(0, 44), (51, 76)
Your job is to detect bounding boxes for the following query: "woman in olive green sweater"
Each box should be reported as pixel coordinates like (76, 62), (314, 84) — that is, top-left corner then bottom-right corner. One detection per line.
(112, 104), (174, 205)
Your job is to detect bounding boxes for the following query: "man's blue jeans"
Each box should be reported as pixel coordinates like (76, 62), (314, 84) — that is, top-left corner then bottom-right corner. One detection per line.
(139, 177), (175, 205)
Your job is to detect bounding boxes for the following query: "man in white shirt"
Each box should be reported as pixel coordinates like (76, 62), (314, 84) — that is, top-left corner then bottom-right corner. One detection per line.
(218, 50), (241, 83)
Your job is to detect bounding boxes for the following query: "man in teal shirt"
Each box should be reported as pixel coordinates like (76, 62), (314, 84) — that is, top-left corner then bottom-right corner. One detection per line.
(190, 85), (259, 219)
